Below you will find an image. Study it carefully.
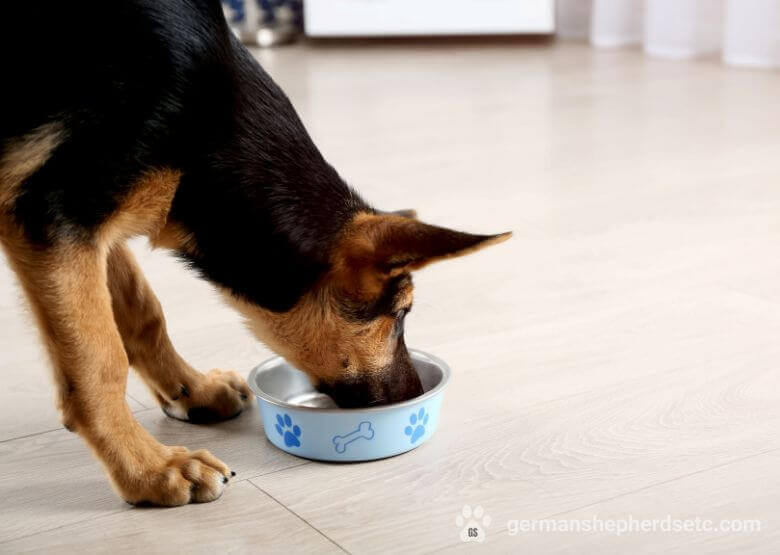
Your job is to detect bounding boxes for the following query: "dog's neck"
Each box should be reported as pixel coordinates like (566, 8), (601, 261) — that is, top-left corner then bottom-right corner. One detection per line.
(166, 153), (366, 313)
(164, 43), (369, 312)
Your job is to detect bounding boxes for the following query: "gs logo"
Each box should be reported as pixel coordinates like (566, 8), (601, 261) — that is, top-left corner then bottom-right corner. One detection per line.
(456, 505), (491, 543)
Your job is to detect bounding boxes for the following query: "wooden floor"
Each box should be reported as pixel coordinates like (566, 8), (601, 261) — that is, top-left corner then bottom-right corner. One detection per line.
(2, 40), (780, 553)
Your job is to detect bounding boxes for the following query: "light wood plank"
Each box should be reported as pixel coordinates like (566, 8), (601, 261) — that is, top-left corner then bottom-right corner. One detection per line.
(448, 449), (780, 553)
(0, 407), (306, 542)
(1, 481), (343, 554)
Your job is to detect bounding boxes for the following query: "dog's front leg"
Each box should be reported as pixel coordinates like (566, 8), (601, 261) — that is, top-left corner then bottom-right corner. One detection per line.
(3, 239), (233, 506)
(107, 243), (252, 423)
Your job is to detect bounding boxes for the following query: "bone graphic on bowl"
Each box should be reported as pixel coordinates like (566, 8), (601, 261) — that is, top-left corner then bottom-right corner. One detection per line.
(332, 421), (375, 453)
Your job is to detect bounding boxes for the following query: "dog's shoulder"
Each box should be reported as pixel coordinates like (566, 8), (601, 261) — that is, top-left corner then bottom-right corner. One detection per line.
(1, 0), (235, 244)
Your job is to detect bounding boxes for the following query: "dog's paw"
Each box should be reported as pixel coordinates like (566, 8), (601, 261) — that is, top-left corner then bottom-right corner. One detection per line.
(120, 447), (235, 506)
(162, 369), (253, 424)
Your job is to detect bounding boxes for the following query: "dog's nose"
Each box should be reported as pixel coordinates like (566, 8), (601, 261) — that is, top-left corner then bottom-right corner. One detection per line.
(318, 351), (423, 408)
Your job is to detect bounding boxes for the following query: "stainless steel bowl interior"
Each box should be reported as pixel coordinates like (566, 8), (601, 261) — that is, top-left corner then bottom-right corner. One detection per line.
(251, 350), (449, 412)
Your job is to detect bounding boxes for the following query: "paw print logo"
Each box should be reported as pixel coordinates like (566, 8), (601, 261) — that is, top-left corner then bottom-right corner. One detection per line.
(275, 413), (301, 447)
(455, 505), (491, 543)
(404, 407), (429, 444)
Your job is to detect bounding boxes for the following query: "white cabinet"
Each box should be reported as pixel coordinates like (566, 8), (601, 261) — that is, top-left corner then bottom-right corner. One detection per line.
(304, 0), (555, 37)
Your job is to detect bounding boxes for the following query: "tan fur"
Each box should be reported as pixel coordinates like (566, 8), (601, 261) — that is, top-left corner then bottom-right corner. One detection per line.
(0, 122), (65, 211)
(0, 167), (240, 506)
(108, 243), (251, 421)
(224, 286), (398, 384)
(99, 168), (182, 245)
(150, 220), (199, 255)
(0, 235), (234, 505)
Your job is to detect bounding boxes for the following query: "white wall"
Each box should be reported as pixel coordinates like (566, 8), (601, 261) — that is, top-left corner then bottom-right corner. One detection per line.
(305, 0), (555, 37)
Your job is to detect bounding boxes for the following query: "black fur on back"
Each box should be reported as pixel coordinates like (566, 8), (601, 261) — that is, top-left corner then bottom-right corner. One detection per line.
(1, 0), (369, 311)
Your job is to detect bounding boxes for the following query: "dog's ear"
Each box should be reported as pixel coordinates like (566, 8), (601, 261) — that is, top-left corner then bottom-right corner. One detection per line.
(333, 213), (510, 296)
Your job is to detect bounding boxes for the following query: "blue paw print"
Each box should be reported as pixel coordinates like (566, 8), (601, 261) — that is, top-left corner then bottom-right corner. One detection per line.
(275, 414), (301, 447)
(404, 407), (429, 444)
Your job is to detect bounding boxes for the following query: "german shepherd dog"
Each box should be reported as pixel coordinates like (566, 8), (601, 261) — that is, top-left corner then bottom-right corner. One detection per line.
(0, 1), (508, 506)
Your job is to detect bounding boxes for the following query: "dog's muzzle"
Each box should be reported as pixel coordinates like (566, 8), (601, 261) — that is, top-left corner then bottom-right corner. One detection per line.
(317, 345), (423, 408)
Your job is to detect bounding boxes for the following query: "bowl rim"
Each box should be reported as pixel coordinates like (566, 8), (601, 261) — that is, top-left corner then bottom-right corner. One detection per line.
(248, 348), (451, 414)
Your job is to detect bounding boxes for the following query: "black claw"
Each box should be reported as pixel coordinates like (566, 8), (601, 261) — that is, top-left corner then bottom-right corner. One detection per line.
(231, 470), (236, 477)
(185, 406), (243, 424)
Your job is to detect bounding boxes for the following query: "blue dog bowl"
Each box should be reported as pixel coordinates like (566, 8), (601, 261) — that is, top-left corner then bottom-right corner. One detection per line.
(248, 349), (450, 461)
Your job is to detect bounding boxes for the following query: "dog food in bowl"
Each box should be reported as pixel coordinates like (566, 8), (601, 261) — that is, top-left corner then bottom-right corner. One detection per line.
(248, 349), (450, 461)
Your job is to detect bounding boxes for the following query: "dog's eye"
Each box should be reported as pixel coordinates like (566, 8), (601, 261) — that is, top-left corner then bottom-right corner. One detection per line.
(395, 306), (411, 320)
(393, 307), (411, 336)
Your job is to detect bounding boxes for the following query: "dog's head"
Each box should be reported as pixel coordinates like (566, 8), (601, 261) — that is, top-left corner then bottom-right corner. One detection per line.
(231, 211), (509, 408)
